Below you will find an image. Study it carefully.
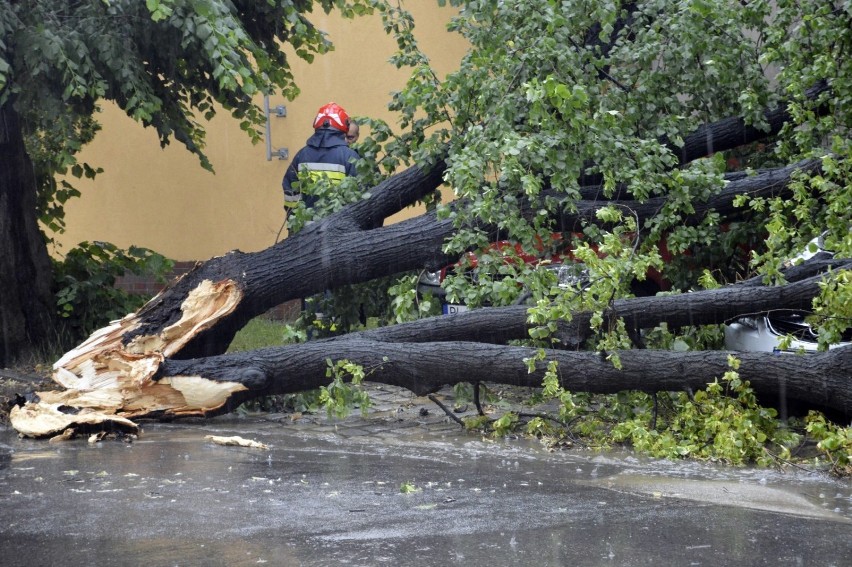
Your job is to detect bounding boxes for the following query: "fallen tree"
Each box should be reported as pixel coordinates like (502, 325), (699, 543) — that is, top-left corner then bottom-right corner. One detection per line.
(9, 148), (851, 437)
(7, 2), (852, 444)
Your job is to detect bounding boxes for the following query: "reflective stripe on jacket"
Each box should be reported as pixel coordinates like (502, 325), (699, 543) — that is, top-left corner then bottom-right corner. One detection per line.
(299, 162), (347, 184)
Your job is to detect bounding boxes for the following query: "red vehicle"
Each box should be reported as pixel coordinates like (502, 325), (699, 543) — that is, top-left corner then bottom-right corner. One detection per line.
(417, 231), (674, 314)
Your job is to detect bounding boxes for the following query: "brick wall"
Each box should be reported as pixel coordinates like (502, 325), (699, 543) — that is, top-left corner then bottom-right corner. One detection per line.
(115, 261), (300, 321)
(114, 261), (198, 296)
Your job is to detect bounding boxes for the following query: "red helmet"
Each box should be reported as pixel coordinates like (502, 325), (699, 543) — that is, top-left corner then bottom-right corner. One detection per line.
(312, 102), (350, 133)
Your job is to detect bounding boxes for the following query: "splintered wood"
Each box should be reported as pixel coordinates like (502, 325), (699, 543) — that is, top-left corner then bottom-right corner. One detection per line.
(205, 435), (269, 449)
(10, 279), (245, 438)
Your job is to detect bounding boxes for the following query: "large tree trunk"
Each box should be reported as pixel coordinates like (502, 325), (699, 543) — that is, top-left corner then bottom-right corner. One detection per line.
(159, 341), (852, 419)
(11, 337), (850, 438)
(0, 103), (55, 367)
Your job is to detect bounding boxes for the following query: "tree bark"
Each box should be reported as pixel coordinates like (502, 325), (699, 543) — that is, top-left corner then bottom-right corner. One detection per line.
(155, 340), (851, 418)
(561, 158), (821, 230)
(670, 81), (830, 165)
(579, 81), (830, 188)
(121, 160), (452, 361)
(0, 103), (56, 367)
(346, 262), (850, 348)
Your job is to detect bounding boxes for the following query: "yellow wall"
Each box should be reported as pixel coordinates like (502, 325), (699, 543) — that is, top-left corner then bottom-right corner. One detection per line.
(56, 5), (467, 261)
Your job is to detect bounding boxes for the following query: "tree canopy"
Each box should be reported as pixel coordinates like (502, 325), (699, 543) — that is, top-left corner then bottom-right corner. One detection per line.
(1, 0), (378, 166)
(308, 0), (850, 351)
(383, 0), (851, 308)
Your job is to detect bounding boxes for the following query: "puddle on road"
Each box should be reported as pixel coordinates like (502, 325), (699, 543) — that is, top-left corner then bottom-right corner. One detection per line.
(588, 474), (851, 522)
(333, 432), (852, 523)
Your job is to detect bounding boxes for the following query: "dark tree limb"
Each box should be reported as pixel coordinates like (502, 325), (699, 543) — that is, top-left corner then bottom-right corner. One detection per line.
(95, 160), (454, 361)
(670, 81), (830, 165)
(578, 81), (830, 188)
(558, 158), (821, 230)
(151, 340), (852, 420)
(20, 339), (847, 438)
(347, 262), (850, 348)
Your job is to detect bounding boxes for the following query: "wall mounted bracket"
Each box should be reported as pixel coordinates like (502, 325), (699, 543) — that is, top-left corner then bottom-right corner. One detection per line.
(264, 95), (289, 161)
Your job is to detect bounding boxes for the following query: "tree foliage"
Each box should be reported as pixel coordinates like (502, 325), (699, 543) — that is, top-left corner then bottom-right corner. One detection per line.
(358, 0), (851, 338)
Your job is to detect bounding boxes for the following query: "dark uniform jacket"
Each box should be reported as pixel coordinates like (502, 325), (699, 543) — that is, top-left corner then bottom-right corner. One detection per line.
(282, 128), (359, 209)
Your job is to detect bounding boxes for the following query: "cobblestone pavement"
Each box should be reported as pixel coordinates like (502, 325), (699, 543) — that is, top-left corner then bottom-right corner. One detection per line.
(254, 382), (483, 440)
(250, 380), (566, 444)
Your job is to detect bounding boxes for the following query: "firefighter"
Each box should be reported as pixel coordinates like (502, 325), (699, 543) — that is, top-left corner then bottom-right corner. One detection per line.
(282, 102), (360, 211)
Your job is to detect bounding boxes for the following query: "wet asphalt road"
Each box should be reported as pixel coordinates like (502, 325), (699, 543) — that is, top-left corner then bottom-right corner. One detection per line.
(1, 401), (851, 567)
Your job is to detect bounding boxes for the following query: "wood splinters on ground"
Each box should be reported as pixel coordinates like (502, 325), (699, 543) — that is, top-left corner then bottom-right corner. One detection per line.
(205, 435), (269, 450)
(49, 428), (76, 444)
